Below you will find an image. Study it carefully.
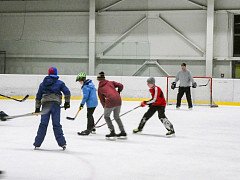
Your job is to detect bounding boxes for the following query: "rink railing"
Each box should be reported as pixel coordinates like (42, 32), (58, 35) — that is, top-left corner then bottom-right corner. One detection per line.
(0, 74), (240, 106)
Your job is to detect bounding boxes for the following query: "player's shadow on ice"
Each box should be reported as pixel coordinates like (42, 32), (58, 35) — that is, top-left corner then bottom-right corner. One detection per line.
(137, 133), (177, 138)
(167, 109), (192, 111)
(11, 147), (92, 155)
(77, 136), (142, 144)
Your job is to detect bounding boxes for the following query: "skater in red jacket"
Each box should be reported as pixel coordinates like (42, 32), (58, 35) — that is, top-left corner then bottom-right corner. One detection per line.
(97, 72), (127, 140)
(133, 77), (175, 136)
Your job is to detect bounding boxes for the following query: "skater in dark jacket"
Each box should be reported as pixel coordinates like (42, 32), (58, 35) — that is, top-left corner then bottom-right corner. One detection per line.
(76, 72), (98, 136)
(97, 72), (127, 140)
(33, 67), (71, 150)
(133, 77), (175, 136)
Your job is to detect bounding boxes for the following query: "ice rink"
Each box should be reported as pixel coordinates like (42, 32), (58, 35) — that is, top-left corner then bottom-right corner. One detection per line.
(0, 100), (240, 180)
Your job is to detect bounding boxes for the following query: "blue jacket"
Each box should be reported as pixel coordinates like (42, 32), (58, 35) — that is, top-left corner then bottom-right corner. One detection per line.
(81, 79), (98, 108)
(36, 76), (71, 107)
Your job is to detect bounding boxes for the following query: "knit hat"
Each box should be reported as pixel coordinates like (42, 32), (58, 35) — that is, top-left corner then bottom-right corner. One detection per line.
(48, 67), (58, 78)
(76, 72), (86, 82)
(97, 71), (105, 81)
(147, 77), (155, 84)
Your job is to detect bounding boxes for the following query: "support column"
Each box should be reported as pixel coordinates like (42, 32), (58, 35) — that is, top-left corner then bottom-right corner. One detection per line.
(205, 0), (215, 77)
(89, 0), (96, 75)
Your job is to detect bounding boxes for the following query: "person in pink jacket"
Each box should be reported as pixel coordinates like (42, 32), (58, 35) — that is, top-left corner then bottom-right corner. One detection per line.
(97, 72), (127, 140)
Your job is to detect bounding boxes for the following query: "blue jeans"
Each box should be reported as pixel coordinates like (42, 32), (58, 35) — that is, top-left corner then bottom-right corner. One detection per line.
(34, 103), (66, 147)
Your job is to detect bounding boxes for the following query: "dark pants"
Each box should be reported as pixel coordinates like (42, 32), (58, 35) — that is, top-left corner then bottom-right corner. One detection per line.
(34, 103), (66, 147)
(177, 87), (193, 108)
(87, 107), (96, 130)
(138, 106), (174, 131)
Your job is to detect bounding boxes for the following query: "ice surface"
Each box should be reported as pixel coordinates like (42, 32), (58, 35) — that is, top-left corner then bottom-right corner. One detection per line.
(0, 100), (240, 180)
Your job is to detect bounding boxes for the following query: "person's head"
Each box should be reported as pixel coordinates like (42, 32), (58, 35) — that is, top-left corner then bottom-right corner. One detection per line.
(147, 77), (155, 88)
(181, 63), (187, 71)
(97, 71), (105, 81)
(48, 67), (58, 78)
(76, 72), (86, 85)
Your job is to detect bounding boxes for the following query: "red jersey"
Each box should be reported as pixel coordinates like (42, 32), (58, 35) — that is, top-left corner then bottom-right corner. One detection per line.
(146, 85), (166, 107)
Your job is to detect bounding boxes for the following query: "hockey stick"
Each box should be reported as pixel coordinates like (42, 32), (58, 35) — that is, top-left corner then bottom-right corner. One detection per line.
(95, 106), (141, 129)
(93, 114), (104, 127)
(1, 105), (65, 121)
(174, 79), (211, 89)
(1, 110), (47, 121)
(66, 109), (81, 120)
(0, 94), (29, 102)
(198, 79), (210, 87)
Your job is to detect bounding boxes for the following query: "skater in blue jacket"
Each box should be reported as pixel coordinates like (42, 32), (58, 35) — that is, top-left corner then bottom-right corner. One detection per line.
(33, 67), (71, 150)
(76, 72), (98, 136)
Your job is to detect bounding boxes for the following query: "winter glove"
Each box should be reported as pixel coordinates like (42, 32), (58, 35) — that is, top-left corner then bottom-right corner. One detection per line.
(64, 102), (70, 110)
(35, 108), (40, 113)
(79, 104), (84, 111)
(192, 82), (197, 88)
(171, 82), (176, 90)
(140, 101), (147, 107)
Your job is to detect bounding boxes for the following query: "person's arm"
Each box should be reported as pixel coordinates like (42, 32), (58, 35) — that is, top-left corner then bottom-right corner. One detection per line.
(174, 72), (180, 83)
(112, 81), (124, 93)
(171, 72), (179, 89)
(189, 71), (195, 83)
(98, 90), (105, 108)
(61, 82), (71, 103)
(81, 86), (90, 106)
(35, 84), (43, 112)
(61, 82), (71, 109)
(189, 71), (197, 88)
(145, 86), (158, 105)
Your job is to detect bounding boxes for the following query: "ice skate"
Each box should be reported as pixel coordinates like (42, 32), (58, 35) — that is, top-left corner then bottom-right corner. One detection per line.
(105, 131), (116, 141)
(78, 129), (91, 136)
(166, 130), (175, 137)
(34, 146), (40, 150)
(61, 145), (66, 151)
(133, 128), (142, 134)
(91, 128), (96, 134)
(116, 131), (127, 139)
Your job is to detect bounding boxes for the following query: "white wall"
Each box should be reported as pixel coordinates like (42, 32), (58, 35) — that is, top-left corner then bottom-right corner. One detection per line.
(0, 74), (239, 103)
(0, 0), (239, 77)
(0, 0), (89, 13)
(0, 14), (89, 56)
(5, 57), (88, 75)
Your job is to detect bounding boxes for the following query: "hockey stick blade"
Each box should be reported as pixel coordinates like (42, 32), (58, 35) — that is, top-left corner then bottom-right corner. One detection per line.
(0, 94), (29, 102)
(66, 117), (75, 120)
(198, 79), (211, 87)
(19, 95), (29, 102)
(66, 109), (81, 120)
